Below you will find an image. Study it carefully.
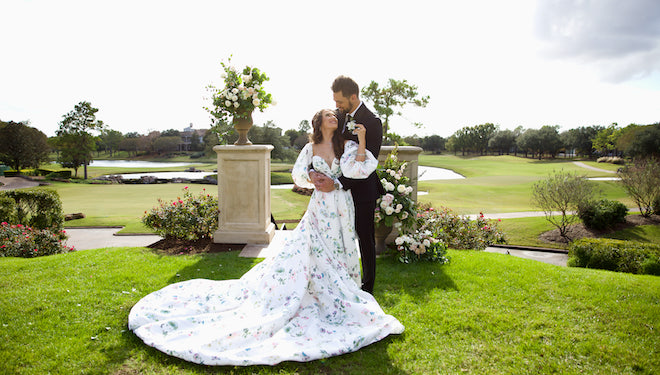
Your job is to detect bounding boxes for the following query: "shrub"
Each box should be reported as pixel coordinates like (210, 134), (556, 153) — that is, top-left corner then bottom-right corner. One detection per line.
(532, 170), (597, 239)
(142, 187), (218, 241)
(596, 156), (624, 164)
(568, 238), (660, 275)
(617, 157), (660, 217)
(415, 204), (506, 250)
(0, 196), (17, 224)
(0, 222), (74, 258)
(0, 189), (64, 233)
(578, 199), (628, 230)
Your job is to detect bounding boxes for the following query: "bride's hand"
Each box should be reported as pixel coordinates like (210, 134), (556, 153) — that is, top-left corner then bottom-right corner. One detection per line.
(354, 124), (366, 143)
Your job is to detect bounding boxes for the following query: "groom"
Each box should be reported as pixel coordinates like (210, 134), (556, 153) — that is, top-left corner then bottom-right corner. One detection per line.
(311, 75), (384, 294)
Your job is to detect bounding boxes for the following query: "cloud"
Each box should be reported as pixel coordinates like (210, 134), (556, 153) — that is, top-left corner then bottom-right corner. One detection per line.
(534, 0), (660, 82)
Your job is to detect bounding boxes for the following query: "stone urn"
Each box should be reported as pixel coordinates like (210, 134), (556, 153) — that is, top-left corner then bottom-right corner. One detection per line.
(233, 111), (253, 145)
(374, 221), (393, 254)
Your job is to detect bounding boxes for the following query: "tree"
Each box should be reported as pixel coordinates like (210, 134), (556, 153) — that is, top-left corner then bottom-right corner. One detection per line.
(0, 120), (50, 171)
(421, 135), (445, 154)
(538, 125), (563, 158)
(98, 129), (124, 157)
(472, 123), (498, 155)
(361, 78), (429, 143)
(560, 125), (602, 158)
(489, 129), (516, 155)
(618, 158), (660, 217)
(248, 121), (296, 162)
(153, 136), (180, 155)
(56, 101), (105, 179)
(532, 170), (596, 240)
(593, 123), (620, 156)
(621, 123), (660, 158)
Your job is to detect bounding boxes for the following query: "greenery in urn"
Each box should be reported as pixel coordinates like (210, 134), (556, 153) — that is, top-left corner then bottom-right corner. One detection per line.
(374, 146), (416, 233)
(206, 57), (274, 144)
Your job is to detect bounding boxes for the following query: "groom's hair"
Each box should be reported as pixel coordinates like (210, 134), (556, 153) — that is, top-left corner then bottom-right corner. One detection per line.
(332, 76), (359, 98)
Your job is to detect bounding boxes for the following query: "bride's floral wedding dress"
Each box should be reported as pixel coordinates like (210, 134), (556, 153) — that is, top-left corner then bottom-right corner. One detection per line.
(128, 141), (404, 366)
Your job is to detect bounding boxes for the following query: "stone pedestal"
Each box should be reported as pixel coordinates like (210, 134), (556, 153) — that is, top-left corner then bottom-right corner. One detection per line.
(213, 145), (275, 244)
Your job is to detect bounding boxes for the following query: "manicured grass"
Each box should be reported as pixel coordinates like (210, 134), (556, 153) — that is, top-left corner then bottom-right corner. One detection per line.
(417, 154), (611, 178)
(1, 247), (658, 374)
(497, 216), (567, 249)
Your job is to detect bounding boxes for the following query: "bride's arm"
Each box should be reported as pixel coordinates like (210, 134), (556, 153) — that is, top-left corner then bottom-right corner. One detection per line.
(340, 140), (378, 179)
(291, 143), (315, 189)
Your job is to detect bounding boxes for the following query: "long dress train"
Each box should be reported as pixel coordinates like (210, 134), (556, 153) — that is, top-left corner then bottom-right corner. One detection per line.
(128, 140), (404, 366)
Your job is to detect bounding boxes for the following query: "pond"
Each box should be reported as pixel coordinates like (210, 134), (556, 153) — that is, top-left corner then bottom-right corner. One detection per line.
(90, 160), (195, 168)
(96, 160), (465, 181)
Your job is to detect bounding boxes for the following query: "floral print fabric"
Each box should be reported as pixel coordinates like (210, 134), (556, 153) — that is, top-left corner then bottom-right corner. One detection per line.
(128, 141), (404, 366)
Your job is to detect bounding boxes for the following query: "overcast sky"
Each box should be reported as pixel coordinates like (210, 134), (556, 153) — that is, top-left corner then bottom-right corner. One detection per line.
(1, 0), (659, 138)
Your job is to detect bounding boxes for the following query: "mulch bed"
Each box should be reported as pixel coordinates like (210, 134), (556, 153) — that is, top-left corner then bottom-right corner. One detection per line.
(148, 237), (245, 256)
(539, 214), (660, 244)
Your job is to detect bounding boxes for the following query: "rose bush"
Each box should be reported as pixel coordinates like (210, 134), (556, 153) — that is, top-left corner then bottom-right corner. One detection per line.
(0, 222), (74, 258)
(142, 187), (218, 241)
(415, 204), (506, 251)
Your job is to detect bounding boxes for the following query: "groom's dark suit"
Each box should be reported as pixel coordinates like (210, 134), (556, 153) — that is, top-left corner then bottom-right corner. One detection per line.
(338, 103), (384, 294)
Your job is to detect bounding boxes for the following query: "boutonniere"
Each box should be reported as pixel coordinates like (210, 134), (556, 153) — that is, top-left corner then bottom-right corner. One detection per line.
(346, 115), (357, 134)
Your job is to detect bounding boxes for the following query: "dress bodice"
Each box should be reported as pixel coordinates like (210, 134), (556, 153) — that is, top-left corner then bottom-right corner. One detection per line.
(311, 155), (341, 180)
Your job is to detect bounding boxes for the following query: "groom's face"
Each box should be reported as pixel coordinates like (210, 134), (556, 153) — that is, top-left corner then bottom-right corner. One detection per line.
(333, 91), (356, 113)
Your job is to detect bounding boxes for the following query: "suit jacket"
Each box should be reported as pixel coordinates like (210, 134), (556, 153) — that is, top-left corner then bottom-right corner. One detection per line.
(338, 103), (385, 202)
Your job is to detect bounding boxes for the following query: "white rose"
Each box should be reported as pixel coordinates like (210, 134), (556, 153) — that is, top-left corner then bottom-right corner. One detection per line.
(389, 170), (396, 177)
(395, 237), (404, 246)
(397, 185), (406, 193)
(252, 98), (260, 106)
(385, 182), (395, 191)
(396, 204), (403, 211)
(243, 74), (252, 83)
(233, 102), (240, 108)
(401, 211), (409, 219)
(423, 239), (431, 247)
(238, 84), (245, 91)
(232, 88), (239, 94)
(385, 206), (395, 215)
(224, 100), (232, 107)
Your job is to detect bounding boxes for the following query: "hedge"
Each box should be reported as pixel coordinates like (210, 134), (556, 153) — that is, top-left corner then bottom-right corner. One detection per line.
(568, 238), (660, 276)
(0, 188), (64, 233)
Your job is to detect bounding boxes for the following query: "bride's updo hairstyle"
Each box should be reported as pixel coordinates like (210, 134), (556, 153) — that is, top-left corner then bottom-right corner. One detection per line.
(310, 109), (344, 160)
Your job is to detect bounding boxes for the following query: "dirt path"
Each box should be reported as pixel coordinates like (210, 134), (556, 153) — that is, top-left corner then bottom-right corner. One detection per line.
(572, 161), (616, 174)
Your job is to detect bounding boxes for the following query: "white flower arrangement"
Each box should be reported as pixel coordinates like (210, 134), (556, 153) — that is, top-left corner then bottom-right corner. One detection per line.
(207, 57), (273, 123)
(374, 146), (416, 231)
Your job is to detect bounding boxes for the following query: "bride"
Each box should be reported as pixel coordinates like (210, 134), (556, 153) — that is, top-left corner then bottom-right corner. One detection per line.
(128, 109), (404, 366)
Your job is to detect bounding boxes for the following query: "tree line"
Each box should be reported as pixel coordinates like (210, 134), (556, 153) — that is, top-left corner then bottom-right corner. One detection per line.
(2, 100), (658, 180)
(433, 122), (660, 159)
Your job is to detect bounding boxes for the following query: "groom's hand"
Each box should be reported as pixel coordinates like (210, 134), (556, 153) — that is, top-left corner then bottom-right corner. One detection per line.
(310, 171), (335, 193)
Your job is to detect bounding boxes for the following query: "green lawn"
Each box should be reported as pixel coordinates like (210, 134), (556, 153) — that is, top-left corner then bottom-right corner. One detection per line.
(1, 247), (658, 374)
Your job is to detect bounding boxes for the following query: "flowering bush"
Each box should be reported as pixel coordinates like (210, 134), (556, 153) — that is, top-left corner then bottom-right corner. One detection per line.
(394, 224), (449, 264)
(207, 57), (274, 124)
(142, 187), (219, 241)
(374, 147), (416, 232)
(416, 204), (506, 250)
(0, 222), (74, 258)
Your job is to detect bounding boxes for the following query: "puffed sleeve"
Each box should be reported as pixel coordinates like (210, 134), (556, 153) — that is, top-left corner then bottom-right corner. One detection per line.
(291, 143), (315, 189)
(340, 140), (378, 179)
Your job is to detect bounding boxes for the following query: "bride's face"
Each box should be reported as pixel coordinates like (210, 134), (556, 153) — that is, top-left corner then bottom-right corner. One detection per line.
(321, 109), (338, 131)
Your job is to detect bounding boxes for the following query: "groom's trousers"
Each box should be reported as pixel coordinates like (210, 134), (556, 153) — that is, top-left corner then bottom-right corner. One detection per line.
(355, 198), (378, 294)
